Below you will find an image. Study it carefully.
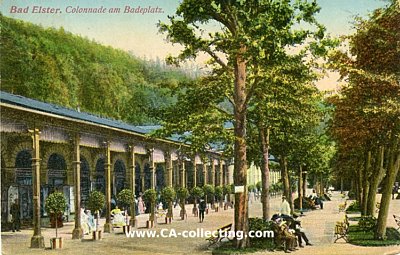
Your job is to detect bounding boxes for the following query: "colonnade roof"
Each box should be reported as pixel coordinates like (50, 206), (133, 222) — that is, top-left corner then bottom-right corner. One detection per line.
(0, 91), (185, 144)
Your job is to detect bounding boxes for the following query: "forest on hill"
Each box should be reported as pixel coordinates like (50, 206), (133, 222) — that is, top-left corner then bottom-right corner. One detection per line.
(0, 14), (191, 125)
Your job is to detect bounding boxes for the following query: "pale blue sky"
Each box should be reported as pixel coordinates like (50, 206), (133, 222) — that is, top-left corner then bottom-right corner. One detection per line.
(1, 0), (389, 90)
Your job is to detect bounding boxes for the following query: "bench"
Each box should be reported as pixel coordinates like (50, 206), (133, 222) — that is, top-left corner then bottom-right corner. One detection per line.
(206, 223), (233, 247)
(338, 200), (347, 213)
(394, 215), (400, 230)
(334, 215), (349, 243)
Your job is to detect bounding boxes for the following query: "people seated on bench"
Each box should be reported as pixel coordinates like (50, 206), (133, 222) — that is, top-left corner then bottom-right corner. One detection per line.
(287, 216), (312, 247)
(111, 206), (125, 227)
(271, 214), (297, 253)
(310, 189), (323, 209)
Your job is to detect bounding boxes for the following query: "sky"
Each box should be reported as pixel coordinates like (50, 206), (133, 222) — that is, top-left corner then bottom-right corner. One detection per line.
(1, 0), (389, 91)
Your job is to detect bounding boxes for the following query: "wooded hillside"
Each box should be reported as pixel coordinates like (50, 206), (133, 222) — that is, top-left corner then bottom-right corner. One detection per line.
(1, 15), (189, 124)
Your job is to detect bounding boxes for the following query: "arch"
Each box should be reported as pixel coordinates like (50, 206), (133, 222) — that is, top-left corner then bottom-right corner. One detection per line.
(47, 153), (67, 190)
(93, 157), (106, 195)
(80, 155), (91, 206)
(15, 150), (32, 185)
(135, 163), (141, 195)
(155, 164), (164, 193)
(114, 159), (126, 196)
(42, 144), (72, 185)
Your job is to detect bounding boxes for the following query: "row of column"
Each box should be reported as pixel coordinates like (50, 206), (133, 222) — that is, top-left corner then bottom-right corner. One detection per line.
(28, 129), (227, 248)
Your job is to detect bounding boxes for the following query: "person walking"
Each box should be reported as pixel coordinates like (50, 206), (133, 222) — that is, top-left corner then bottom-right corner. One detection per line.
(11, 199), (21, 232)
(198, 198), (206, 223)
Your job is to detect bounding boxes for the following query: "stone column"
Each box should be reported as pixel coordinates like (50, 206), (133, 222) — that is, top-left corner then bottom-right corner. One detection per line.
(164, 151), (173, 187)
(211, 159), (216, 186)
(128, 145), (136, 227)
(202, 158), (208, 186)
(179, 160), (186, 188)
(140, 160), (145, 193)
(148, 149), (155, 189)
(219, 161), (223, 186)
(30, 128), (44, 248)
(72, 133), (83, 239)
(103, 141), (113, 233)
(192, 156), (197, 187)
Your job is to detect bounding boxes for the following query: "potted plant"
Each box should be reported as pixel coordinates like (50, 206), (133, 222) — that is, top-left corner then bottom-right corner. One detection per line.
(190, 186), (204, 217)
(161, 187), (176, 224)
(223, 184), (232, 210)
(143, 189), (157, 228)
(87, 190), (105, 240)
(117, 189), (133, 233)
(45, 192), (66, 249)
(202, 184), (214, 214)
(214, 186), (223, 212)
(176, 187), (189, 220)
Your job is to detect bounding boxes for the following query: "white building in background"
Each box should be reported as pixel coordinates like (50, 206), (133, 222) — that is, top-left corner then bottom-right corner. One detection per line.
(246, 162), (281, 187)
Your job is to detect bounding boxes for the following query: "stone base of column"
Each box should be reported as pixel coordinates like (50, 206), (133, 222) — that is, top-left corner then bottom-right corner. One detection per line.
(30, 235), (45, 248)
(129, 218), (137, 227)
(72, 227), (83, 239)
(103, 222), (113, 233)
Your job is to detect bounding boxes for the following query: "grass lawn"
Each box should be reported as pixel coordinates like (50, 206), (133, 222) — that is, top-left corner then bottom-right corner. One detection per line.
(348, 225), (400, 246)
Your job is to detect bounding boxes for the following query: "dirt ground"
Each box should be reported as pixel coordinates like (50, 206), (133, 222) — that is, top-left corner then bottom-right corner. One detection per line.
(1, 192), (399, 255)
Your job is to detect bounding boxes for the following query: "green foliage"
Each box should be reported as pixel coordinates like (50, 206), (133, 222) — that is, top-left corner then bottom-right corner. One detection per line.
(161, 186), (176, 202)
(248, 218), (275, 248)
(175, 187), (189, 200)
(214, 186), (223, 200)
(190, 186), (204, 199)
(348, 225), (400, 246)
(358, 216), (377, 231)
(247, 184), (256, 192)
(87, 190), (105, 213)
(255, 181), (262, 191)
(346, 201), (361, 213)
(203, 184), (215, 196)
(0, 15), (189, 125)
(143, 189), (157, 203)
(45, 192), (67, 215)
(223, 184), (232, 195)
(117, 189), (132, 208)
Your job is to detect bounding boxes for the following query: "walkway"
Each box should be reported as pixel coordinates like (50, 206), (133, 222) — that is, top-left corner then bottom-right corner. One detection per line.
(2, 192), (400, 255)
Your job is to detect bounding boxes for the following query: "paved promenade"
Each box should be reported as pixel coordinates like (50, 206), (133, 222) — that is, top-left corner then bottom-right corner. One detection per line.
(2, 192), (399, 255)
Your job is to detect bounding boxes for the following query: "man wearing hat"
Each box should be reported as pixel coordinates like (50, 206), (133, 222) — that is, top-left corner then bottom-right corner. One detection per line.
(280, 196), (291, 217)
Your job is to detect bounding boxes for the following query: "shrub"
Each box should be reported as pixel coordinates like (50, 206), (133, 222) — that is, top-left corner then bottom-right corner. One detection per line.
(223, 184), (232, 195)
(190, 186), (204, 202)
(346, 201), (360, 213)
(176, 187), (189, 200)
(45, 192), (67, 238)
(161, 186), (176, 202)
(87, 190), (105, 213)
(117, 189), (132, 209)
(248, 218), (275, 249)
(256, 181), (262, 191)
(358, 216), (377, 231)
(247, 184), (255, 192)
(215, 186), (223, 200)
(143, 189), (157, 203)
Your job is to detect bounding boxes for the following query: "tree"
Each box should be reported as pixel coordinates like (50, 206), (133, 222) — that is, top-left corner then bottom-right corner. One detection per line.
(143, 189), (157, 223)
(117, 189), (132, 225)
(161, 187), (176, 220)
(45, 192), (67, 239)
(87, 190), (105, 231)
(190, 186), (204, 214)
(329, 1), (399, 240)
(158, 1), (326, 247)
(176, 187), (189, 220)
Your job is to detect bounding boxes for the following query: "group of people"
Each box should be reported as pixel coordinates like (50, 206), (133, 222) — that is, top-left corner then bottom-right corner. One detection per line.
(274, 196), (312, 253)
(80, 208), (96, 235)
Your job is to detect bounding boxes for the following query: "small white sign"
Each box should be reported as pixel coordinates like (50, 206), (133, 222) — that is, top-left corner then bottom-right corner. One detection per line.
(234, 186), (244, 193)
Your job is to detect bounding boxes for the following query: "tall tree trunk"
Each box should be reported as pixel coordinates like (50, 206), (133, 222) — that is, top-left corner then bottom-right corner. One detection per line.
(375, 139), (399, 240)
(362, 150), (372, 216)
(298, 165), (303, 212)
(357, 164), (364, 208)
(259, 126), (270, 220)
(367, 146), (385, 216)
(280, 156), (294, 214)
(233, 45), (249, 248)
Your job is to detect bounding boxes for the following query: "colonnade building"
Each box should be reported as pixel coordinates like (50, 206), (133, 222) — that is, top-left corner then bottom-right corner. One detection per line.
(0, 92), (231, 247)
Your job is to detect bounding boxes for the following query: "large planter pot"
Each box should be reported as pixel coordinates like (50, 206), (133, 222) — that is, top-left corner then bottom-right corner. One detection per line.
(146, 220), (154, 228)
(50, 237), (63, 249)
(92, 230), (102, 240)
(123, 225), (132, 234)
(50, 213), (63, 228)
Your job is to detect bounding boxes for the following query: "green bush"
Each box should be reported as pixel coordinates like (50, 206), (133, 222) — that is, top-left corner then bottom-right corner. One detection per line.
(203, 184), (215, 196)
(346, 201), (360, 213)
(191, 186), (204, 200)
(176, 187), (189, 200)
(248, 218), (275, 248)
(161, 186), (176, 202)
(45, 192), (67, 216)
(117, 189), (132, 208)
(143, 189), (157, 203)
(247, 184), (255, 192)
(87, 190), (105, 213)
(358, 216), (377, 231)
(215, 186), (223, 200)
(256, 181), (262, 191)
(223, 184), (232, 195)
(348, 225), (400, 246)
